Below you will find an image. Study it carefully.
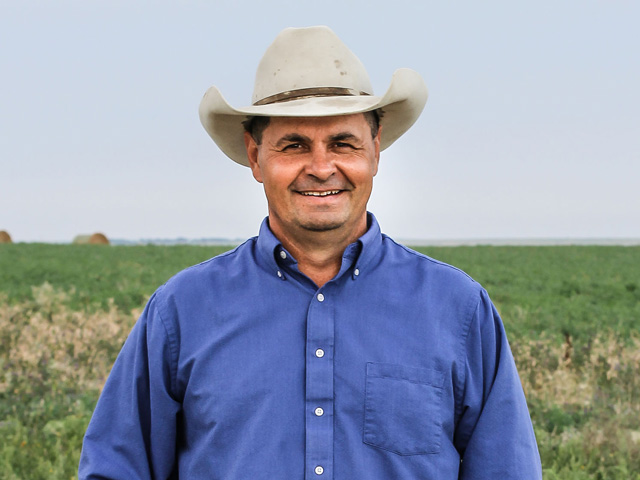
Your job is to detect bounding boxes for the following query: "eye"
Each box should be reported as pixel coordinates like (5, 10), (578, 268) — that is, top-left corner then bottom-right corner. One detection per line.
(333, 142), (355, 149)
(282, 143), (303, 151)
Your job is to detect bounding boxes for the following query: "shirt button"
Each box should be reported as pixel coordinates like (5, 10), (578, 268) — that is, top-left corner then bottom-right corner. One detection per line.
(279, 251), (287, 259)
(317, 293), (325, 302)
(354, 268), (360, 276)
(315, 348), (325, 358)
(315, 466), (324, 475)
(315, 407), (324, 416)
(277, 271), (282, 278)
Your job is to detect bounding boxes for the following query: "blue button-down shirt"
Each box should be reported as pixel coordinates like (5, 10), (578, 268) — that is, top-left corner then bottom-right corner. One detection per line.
(79, 214), (541, 479)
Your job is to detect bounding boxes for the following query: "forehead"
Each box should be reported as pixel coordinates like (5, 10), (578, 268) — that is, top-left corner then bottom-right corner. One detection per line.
(265, 113), (370, 135)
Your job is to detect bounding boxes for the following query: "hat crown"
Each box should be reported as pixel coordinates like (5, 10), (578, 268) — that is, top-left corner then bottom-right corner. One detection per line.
(252, 26), (374, 105)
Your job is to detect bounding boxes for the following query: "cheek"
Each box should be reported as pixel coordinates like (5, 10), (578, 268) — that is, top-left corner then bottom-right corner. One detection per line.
(349, 160), (378, 187)
(259, 166), (295, 202)
(261, 160), (301, 188)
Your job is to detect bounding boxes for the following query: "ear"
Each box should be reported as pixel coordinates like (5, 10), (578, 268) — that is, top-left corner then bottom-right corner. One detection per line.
(372, 125), (382, 176)
(244, 131), (263, 183)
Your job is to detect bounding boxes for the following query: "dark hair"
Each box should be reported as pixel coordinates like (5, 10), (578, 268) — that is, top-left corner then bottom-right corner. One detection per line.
(242, 109), (382, 145)
(242, 116), (272, 145)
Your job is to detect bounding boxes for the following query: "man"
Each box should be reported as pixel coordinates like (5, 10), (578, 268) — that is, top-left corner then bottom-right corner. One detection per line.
(79, 26), (542, 479)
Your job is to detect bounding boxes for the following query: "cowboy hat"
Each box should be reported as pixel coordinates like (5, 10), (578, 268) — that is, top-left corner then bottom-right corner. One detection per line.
(199, 25), (428, 167)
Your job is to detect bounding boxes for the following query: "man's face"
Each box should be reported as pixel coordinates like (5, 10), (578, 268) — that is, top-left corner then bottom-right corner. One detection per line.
(245, 114), (381, 242)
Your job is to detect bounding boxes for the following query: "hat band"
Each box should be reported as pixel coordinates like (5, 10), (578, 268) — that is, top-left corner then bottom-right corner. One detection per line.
(254, 87), (370, 106)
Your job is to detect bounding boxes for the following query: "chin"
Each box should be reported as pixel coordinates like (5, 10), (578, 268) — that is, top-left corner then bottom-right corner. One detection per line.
(299, 220), (344, 232)
(296, 214), (348, 233)
(302, 224), (343, 233)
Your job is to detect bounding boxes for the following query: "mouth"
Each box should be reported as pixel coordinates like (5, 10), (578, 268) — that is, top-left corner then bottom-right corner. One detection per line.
(299, 190), (342, 197)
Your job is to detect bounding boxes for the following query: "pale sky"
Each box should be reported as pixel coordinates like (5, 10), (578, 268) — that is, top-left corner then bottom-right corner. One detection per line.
(1, 1), (638, 242)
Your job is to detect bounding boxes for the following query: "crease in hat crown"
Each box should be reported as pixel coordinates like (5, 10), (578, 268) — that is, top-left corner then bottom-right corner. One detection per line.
(251, 26), (374, 106)
(199, 25), (428, 166)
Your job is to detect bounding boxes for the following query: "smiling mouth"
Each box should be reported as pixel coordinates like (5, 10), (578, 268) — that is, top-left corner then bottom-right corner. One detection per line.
(299, 190), (342, 197)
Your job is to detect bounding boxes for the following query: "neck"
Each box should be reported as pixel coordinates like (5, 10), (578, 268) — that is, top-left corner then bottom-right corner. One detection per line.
(270, 217), (367, 288)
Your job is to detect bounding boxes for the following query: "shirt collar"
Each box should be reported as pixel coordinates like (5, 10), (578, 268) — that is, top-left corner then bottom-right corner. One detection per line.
(354, 212), (383, 275)
(255, 213), (383, 282)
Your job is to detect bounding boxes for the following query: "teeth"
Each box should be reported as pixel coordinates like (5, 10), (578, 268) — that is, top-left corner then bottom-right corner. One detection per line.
(301, 190), (340, 197)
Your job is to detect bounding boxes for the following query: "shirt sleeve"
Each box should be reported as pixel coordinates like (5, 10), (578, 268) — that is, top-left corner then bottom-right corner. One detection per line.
(78, 290), (181, 479)
(454, 289), (542, 479)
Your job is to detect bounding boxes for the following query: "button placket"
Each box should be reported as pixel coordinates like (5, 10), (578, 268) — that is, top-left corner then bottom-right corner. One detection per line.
(305, 287), (334, 479)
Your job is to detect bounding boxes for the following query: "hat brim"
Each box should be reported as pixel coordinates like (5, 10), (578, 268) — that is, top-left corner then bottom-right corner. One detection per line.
(199, 68), (428, 167)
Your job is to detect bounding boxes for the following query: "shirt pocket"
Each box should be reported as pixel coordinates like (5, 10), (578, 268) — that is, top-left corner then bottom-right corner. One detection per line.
(363, 362), (444, 455)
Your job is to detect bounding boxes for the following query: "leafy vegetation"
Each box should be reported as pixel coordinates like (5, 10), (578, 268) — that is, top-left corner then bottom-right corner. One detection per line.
(414, 245), (640, 341)
(0, 243), (232, 312)
(0, 243), (638, 478)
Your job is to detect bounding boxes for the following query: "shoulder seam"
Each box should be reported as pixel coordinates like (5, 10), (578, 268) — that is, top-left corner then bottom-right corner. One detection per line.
(152, 286), (180, 399)
(454, 288), (483, 426)
(383, 235), (478, 284)
(192, 237), (255, 267)
(165, 237), (257, 281)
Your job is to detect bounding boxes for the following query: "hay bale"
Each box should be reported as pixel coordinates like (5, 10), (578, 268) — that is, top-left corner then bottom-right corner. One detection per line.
(72, 235), (91, 244)
(89, 233), (109, 245)
(73, 233), (110, 245)
(0, 230), (12, 243)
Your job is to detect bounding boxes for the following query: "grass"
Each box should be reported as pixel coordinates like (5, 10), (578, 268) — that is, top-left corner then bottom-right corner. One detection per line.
(0, 243), (232, 312)
(412, 245), (640, 341)
(0, 243), (639, 479)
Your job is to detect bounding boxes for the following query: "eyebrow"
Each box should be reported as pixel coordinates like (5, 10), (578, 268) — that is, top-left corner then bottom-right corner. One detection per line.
(273, 131), (362, 148)
(274, 133), (311, 148)
(328, 132), (360, 143)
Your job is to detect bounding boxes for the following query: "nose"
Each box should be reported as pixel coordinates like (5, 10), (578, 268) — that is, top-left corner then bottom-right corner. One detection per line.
(305, 145), (336, 181)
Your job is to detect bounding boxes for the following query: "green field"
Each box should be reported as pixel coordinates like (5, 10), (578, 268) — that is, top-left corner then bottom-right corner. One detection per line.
(1, 243), (639, 479)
